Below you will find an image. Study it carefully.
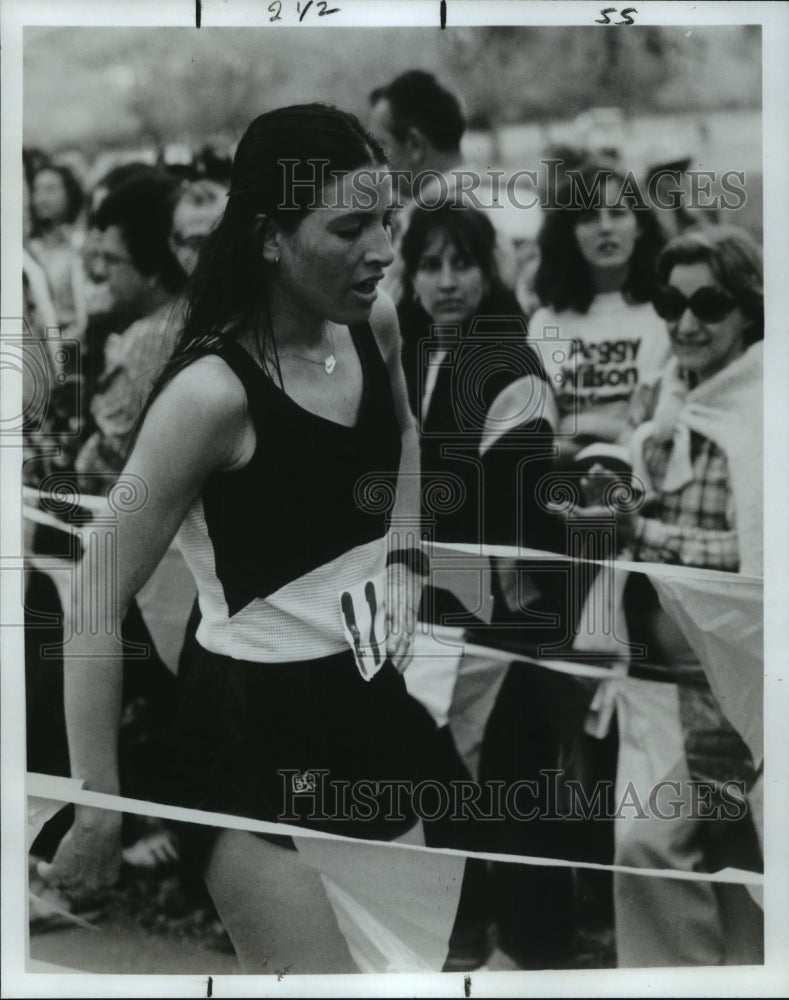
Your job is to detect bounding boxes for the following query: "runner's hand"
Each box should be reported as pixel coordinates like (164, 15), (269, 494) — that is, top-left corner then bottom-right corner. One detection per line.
(37, 806), (122, 895)
(384, 562), (421, 674)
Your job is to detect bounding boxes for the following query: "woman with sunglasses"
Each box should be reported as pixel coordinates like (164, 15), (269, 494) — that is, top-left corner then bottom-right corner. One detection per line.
(37, 105), (454, 974)
(581, 226), (764, 967)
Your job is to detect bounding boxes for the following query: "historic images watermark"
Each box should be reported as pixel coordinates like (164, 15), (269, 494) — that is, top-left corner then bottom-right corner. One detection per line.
(277, 158), (748, 213)
(279, 768), (749, 824)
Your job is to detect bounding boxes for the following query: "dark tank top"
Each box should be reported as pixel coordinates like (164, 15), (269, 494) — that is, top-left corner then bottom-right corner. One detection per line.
(175, 323), (402, 663)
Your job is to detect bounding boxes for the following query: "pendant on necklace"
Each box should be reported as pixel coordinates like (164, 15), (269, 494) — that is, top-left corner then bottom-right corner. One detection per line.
(324, 354), (337, 374)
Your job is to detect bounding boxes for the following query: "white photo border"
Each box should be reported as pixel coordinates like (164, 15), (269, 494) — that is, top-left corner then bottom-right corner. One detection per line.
(3, 1), (788, 996)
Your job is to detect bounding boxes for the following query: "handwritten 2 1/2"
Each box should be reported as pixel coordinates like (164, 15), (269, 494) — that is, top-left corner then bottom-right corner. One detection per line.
(269, 0), (341, 22)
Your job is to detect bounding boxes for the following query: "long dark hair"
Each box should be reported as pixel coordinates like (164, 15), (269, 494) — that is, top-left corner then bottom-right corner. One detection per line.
(397, 202), (541, 412)
(145, 104), (386, 411)
(29, 163), (84, 232)
(399, 201), (501, 308)
(534, 162), (665, 314)
(656, 225), (763, 346)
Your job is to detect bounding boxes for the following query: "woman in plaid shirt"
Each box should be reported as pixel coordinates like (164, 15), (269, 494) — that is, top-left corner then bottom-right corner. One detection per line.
(582, 226), (764, 967)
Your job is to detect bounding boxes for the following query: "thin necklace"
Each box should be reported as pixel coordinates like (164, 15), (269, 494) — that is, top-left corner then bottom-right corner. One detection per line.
(275, 322), (337, 375)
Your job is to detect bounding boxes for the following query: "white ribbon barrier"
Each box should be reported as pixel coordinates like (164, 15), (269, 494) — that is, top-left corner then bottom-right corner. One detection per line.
(22, 496), (765, 801)
(22, 493), (765, 967)
(27, 772), (764, 887)
(429, 540), (764, 764)
(26, 773), (764, 963)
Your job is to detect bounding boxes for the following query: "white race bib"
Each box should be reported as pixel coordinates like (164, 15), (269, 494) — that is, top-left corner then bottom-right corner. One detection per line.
(338, 574), (388, 681)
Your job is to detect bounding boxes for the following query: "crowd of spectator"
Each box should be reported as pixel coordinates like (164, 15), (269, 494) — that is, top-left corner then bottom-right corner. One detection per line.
(22, 71), (764, 973)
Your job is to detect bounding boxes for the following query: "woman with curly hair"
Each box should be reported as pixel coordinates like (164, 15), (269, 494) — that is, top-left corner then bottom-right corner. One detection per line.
(578, 225), (765, 966)
(530, 161), (670, 463)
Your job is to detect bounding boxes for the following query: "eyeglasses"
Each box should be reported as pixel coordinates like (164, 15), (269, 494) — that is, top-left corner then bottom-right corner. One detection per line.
(652, 285), (737, 324)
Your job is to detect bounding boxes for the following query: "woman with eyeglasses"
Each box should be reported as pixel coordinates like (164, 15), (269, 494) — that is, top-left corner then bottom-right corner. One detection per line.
(74, 171), (186, 492)
(580, 226), (764, 967)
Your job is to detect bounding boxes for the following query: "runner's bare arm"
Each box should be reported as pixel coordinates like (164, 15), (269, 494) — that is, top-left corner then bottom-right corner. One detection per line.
(369, 291), (422, 671)
(40, 356), (250, 891)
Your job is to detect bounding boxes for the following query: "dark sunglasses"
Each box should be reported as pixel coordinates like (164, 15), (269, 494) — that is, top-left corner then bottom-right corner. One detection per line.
(652, 285), (737, 324)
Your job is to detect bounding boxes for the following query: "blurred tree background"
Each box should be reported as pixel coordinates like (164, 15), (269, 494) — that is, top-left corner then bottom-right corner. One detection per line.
(24, 25), (761, 153)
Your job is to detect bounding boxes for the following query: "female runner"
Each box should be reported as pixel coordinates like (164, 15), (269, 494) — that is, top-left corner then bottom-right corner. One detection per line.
(39, 104), (446, 973)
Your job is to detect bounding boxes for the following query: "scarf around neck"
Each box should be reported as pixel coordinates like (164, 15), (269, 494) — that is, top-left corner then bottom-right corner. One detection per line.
(630, 341), (763, 577)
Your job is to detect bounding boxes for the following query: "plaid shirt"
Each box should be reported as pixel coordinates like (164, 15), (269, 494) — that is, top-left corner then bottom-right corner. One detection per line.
(633, 430), (739, 571)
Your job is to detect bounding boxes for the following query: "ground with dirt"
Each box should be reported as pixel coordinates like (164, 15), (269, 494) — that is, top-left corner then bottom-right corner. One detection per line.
(29, 863), (615, 975)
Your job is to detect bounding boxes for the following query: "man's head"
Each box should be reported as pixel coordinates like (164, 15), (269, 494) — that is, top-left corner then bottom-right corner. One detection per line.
(89, 171), (185, 329)
(170, 180), (226, 277)
(369, 70), (465, 184)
